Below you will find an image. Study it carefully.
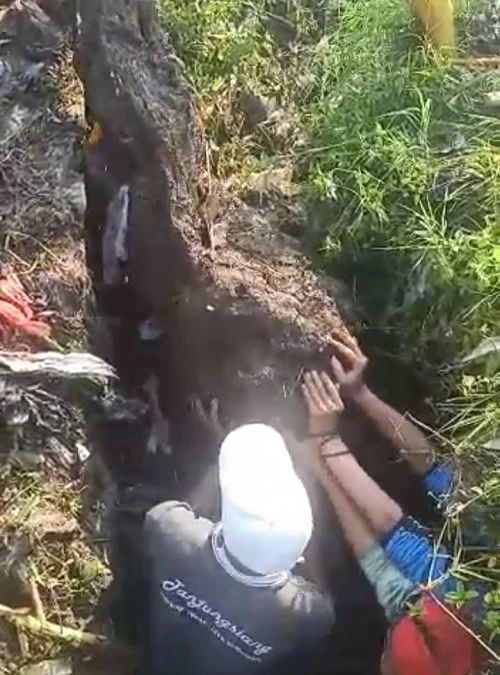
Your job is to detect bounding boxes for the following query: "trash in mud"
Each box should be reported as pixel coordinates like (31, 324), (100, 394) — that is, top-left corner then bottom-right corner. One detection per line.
(98, 389), (148, 422)
(0, 271), (51, 340)
(45, 436), (76, 470)
(102, 185), (130, 286)
(0, 381), (30, 426)
(20, 659), (72, 675)
(76, 442), (91, 464)
(0, 352), (115, 381)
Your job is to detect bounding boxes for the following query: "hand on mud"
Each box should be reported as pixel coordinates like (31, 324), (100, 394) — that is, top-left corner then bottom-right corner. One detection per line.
(302, 371), (344, 437)
(330, 332), (368, 402)
(192, 397), (225, 445)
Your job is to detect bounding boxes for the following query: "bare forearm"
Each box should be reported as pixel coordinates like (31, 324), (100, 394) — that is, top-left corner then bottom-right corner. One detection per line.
(321, 438), (403, 538)
(317, 465), (376, 559)
(352, 387), (436, 475)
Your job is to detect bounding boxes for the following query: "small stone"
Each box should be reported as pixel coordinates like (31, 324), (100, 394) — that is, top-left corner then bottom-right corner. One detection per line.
(26, 507), (79, 538)
(247, 167), (301, 199)
(239, 91), (278, 130)
(484, 91), (500, 109)
(482, 436), (500, 451)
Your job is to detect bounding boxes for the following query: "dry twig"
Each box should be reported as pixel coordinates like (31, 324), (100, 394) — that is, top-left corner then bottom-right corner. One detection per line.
(0, 603), (107, 647)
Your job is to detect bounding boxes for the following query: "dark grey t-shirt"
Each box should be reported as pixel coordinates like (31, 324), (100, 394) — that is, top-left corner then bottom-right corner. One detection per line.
(143, 501), (334, 675)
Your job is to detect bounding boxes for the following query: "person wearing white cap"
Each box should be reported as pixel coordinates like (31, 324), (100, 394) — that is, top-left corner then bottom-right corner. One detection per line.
(142, 422), (334, 675)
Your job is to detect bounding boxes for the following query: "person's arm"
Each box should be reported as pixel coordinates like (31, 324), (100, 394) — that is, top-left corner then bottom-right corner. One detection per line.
(317, 460), (378, 559)
(186, 398), (224, 516)
(302, 372), (418, 623)
(302, 372), (378, 558)
(352, 387), (436, 475)
(303, 370), (456, 602)
(329, 332), (436, 475)
(302, 372), (403, 540)
(321, 438), (403, 538)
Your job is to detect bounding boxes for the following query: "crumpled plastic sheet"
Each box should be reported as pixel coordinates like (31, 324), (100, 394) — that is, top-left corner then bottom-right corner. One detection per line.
(102, 184), (130, 286)
(20, 658), (72, 675)
(0, 351), (116, 381)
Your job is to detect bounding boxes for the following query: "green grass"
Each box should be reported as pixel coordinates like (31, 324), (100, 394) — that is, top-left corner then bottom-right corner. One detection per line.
(159, 0), (500, 651)
(302, 0), (500, 373)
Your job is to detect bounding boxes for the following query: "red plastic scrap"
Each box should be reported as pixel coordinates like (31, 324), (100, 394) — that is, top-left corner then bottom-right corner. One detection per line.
(0, 273), (51, 339)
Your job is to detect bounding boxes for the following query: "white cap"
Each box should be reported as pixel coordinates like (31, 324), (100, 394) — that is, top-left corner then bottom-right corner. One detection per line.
(219, 424), (313, 575)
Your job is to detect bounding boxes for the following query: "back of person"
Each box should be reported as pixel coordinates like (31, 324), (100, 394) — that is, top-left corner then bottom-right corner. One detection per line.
(143, 501), (333, 675)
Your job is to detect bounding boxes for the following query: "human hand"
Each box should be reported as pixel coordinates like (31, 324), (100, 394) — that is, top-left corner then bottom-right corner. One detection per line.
(192, 396), (225, 445)
(330, 331), (368, 402)
(301, 371), (344, 437)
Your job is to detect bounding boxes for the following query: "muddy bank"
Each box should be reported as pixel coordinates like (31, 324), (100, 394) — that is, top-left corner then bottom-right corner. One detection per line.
(72, 2), (441, 673)
(76, 0), (432, 516)
(0, 0), (440, 672)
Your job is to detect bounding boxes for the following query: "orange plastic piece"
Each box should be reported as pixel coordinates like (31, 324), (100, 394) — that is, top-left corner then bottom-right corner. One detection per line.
(0, 273), (51, 339)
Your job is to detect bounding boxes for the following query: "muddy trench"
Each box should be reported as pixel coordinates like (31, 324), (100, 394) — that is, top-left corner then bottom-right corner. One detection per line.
(77, 55), (439, 675)
(70, 1), (446, 673)
(82, 161), (440, 675)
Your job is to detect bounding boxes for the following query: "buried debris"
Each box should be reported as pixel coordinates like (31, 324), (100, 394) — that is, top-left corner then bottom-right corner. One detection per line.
(0, 603), (107, 648)
(0, 352), (115, 381)
(0, 271), (51, 342)
(102, 185), (130, 287)
(0, 350), (117, 668)
(20, 659), (72, 675)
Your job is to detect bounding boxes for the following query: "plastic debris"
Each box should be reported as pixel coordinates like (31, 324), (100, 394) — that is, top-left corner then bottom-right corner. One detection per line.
(461, 337), (500, 364)
(0, 382), (30, 426)
(76, 441), (91, 463)
(20, 658), (72, 675)
(0, 352), (115, 381)
(45, 437), (75, 469)
(481, 437), (500, 451)
(99, 390), (148, 422)
(0, 272), (51, 339)
(102, 185), (130, 286)
(485, 91), (500, 109)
